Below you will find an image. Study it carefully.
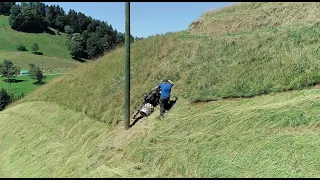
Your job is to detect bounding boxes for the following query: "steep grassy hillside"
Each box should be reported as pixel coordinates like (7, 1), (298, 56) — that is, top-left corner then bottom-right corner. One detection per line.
(18, 2), (320, 125)
(3, 88), (320, 177)
(2, 2), (320, 177)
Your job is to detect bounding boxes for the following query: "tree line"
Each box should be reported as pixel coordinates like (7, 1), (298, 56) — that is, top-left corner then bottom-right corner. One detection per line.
(1, 2), (144, 59)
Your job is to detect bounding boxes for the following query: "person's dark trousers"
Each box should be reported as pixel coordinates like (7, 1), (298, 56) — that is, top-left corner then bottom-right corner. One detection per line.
(160, 96), (170, 117)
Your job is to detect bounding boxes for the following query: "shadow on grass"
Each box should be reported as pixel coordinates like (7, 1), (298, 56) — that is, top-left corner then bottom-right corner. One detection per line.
(72, 57), (87, 63)
(15, 28), (56, 35)
(33, 52), (43, 55)
(130, 116), (144, 127)
(3, 79), (27, 83)
(168, 96), (178, 110)
(32, 81), (47, 85)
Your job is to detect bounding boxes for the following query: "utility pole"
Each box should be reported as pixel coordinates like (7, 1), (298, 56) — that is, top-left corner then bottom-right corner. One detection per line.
(124, 2), (130, 130)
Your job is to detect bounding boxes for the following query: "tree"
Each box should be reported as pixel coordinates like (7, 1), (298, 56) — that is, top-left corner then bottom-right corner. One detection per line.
(0, 59), (20, 83)
(67, 9), (79, 33)
(116, 32), (125, 45)
(55, 15), (66, 31)
(86, 32), (109, 59)
(16, 44), (27, 51)
(77, 12), (90, 33)
(0, 88), (11, 111)
(64, 25), (73, 38)
(31, 43), (39, 53)
(134, 36), (144, 41)
(9, 2), (48, 32)
(69, 41), (84, 58)
(45, 4), (66, 31)
(86, 33), (100, 58)
(0, 2), (15, 15)
(45, 5), (56, 27)
(69, 33), (84, 58)
(28, 63), (45, 84)
(130, 34), (134, 43)
(9, 4), (23, 29)
(101, 34), (111, 51)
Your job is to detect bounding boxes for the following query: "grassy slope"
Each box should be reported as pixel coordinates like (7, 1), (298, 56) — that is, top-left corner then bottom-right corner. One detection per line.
(0, 51), (80, 73)
(2, 2), (320, 177)
(17, 2), (320, 125)
(0, 15), (81, 96)
(187, 2), (320, 36)
(3, 88), (320, 177)
(0, 15), (72, 60)
(0, 15), (80, 73)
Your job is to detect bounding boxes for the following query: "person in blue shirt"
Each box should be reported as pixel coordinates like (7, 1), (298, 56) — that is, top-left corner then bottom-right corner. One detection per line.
(153, 78), (174, 119)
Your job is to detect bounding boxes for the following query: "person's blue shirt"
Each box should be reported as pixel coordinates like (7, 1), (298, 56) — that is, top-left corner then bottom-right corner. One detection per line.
(158, 83), (174, 99)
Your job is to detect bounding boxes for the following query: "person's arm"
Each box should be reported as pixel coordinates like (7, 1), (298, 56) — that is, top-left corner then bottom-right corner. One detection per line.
(153, 85), (159, 90)
(168, 80), (174, 85)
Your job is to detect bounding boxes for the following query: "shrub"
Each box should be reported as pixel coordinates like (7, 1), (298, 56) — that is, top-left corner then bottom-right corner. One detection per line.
(0, 88), (11, 111)
(11, 92), (25, 102)
(16, 44), (27, 51)
(28, 63), (46, 84)
(31, 43), (39, 54)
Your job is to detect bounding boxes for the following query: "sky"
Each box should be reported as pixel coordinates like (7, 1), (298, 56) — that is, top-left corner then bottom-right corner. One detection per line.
(44, 2), (238, 38)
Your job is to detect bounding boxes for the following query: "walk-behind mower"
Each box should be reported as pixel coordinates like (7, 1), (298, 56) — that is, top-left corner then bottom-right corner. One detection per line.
(132, 88), (161, 119)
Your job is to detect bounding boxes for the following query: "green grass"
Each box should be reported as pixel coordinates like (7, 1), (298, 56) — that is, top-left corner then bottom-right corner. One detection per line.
(17, 19), (320, 125)
(0, 15), (72, 60)
(188, 2), (320, 36)
(0, 74), (62, 96)
(0, 15), (81, 75)
(3, 88), (320, 177)
(0, 15), (81, 96)
(2, 2), (320, 177)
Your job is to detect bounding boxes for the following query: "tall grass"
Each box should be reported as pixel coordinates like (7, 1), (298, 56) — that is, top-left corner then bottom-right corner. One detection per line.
(3, 2), (320, 177)
(20, 19), (320, 125)
(188, 2), (320, 36)
(3, 88), (320, 177)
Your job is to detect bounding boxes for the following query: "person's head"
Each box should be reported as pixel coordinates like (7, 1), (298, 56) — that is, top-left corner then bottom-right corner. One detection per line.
(161, 78), (168, 83)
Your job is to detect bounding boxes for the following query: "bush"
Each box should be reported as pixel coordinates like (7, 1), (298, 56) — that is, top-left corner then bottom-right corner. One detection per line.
(31, 43), (39, 54)
(29, 63), (46, 84)
(0, 88), (11, 111)
(16, 44), (27, 51)
(11, 92), (25, 102)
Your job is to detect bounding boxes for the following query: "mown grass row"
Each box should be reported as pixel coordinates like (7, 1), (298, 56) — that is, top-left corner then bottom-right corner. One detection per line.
(3, 88), (320, 177)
